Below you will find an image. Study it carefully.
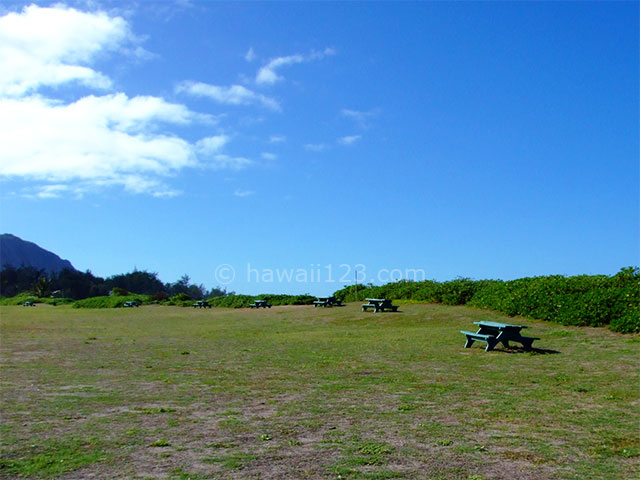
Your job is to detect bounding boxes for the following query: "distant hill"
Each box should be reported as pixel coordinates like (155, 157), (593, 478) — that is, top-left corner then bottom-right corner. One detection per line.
(0, 234), (76, 273)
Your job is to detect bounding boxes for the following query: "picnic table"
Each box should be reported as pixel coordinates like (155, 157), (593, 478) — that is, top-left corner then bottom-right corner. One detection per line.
(461, 321), (540, 352)
(123, 301), (141, 308)
(313, 296), (343, 308)
(193, 301), (212, 309)
(249, 299), (271, 309)
(23, 301), (35, 307)
(361, 298), (398, 313)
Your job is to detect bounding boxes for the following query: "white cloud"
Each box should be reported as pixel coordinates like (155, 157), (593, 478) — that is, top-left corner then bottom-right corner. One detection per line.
(0, 4), (132, 96)
(0, 5), (249, 198)
(261, 152), (277, 160)
(255, 48), (335, 86)
(209, 154), (252, 170)
(234, 189), (255, 197)
(304, 143), (328, 152)
(341, 108), (379, 128)
(245, 47), (256, 62)
(269, 134), (286, 143)
(196, 135), (230, 155)
(338, 135), (362, 146)
(177, 81), (280, 111)
(34, 184), (70, 199)
(256, 54), (304, 85)
(0, 94), (198, 193)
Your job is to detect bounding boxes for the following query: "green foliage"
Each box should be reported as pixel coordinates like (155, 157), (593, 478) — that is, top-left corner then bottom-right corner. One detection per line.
(0, 293), (74, 306)
(469, 268), (639, 332)
(149, 292), (169, 302)
(166, 293), (192, 305)
(205, 294), (316, 308)
(333, 267), (639, 333)
(187, 293), (317, 308)
(72, 295), (149, 309)
(32, 277), (51, 298)
(110, 287), (130, 296)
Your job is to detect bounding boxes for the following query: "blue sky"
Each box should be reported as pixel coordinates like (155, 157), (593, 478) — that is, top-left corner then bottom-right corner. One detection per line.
(1, 1), (638, 295)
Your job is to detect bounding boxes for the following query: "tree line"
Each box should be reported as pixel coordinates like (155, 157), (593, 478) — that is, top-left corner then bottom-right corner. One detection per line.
(0, 265), (229, 300)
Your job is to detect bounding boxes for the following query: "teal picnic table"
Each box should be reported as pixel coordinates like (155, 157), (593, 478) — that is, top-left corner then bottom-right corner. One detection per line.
(361, 298), (398, 313)
(193, 301), (212, 309)
(313, 296), (343, 308)
(249, 299), (271, 309)
(461, 321), (540, 352)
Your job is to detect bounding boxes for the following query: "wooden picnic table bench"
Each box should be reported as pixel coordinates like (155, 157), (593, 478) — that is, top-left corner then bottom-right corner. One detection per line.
(461, 321), (540, 352)
(362, 298), (398, 313)
(313, 296), (343, 307)
(193, 301), (212, 309)
(249, 299), (271, 309)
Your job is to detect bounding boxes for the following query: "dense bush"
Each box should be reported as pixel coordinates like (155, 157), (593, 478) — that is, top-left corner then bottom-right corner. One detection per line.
(72, 295), (149, 309)
(468, 269), (639, 332)
(149, 292), (169, 302)
(110, 287), (130, 296)
(333, 268), (639, 333)
(0, 293), (74, 306)
(206, 294), (316, 308)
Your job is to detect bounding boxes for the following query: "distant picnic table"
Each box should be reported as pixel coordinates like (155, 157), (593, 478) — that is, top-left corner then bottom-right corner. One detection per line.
(361, 298), (398, 313)
(313, 296), (343, 308)
(123, 301), (141, 308)
(193, 301), (212, 309)
(461, 321), (540, 352)
(249, 299), (271, 309)
(23, 301), (35, 307)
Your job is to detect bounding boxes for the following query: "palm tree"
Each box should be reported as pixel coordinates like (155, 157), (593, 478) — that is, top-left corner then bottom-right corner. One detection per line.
(32, 277), (50, 298)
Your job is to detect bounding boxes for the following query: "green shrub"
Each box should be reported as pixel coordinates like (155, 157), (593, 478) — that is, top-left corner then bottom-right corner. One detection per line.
(162, 293), (192, 306)
(333, 267), (639, 333)
(0, 293), (74, 306)
(110, 287), (130, 296)
(205, 294), (316, 308)
(73, 295), (149, 309)
(149, 292), (169, 302)
(468, 268), (639, 332)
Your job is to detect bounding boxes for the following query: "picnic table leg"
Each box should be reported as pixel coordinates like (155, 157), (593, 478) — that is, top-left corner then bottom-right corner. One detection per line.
(485, 338), (499, 352)
(464, 336), (475, 348)
(521, 338), (534, 351)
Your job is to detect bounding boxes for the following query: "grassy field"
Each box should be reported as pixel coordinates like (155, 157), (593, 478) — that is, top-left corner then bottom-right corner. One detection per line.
(0, 303), (638, 480)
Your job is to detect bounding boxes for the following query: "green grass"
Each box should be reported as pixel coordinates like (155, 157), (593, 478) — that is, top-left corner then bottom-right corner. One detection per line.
(1, 303), (638, 479)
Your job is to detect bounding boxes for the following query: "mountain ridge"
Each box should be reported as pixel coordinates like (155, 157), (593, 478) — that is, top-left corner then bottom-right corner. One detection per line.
(0, 234), (76, 273)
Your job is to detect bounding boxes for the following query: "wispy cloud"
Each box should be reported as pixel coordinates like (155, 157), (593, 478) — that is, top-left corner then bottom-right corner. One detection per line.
(209, 154), (252, 170)
(269, 134), (286, 143)
(234, 189), (255, 197)
(338, 135), (362, 146)
(176, 81), (280, 111)
(261, 152), (277, 160)
(304, 143), (328, 152)
(196, 135), (230, 155)
(33, 184), (69, 199)
(341, 108), (379, 129)
(256, 48), (335, 86)
(244, 47), (256, 62)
